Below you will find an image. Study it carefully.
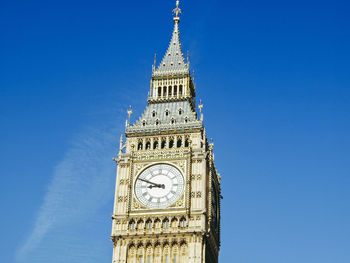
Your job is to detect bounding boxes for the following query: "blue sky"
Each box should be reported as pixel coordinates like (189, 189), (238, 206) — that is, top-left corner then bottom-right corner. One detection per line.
(1, 0), (349, 262)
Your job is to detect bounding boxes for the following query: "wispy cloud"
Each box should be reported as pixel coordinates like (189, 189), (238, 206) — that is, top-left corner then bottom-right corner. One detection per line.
(16, 122), (122, 262)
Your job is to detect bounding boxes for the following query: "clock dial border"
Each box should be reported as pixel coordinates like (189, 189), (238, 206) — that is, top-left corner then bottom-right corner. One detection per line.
(133, 163), (185, 209)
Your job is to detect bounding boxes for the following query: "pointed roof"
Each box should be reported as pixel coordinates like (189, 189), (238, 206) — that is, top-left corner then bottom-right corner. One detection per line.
(126, 100), (202, 134)
(153, 1), (189, 77)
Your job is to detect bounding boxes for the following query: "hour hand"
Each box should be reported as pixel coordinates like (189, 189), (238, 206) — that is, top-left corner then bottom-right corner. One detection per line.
(148, 184), (165, 189)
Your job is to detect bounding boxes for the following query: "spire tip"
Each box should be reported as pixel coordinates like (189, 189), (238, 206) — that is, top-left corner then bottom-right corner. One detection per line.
(172, 0), (182, 22)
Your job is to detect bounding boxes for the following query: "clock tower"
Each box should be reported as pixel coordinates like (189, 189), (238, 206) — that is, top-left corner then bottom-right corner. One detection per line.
(111, 2), (222, 263)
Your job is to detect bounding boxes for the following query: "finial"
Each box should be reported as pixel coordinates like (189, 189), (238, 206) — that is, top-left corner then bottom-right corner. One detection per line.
(198, 99), (204, 121)
(119, 134), (123, 154)
(172, 0), (182, 22)
(127, 105), (133, 126)
(186, 50), (190, 69)
(152, 53), (157, 72)
(198, 99), (203, 113)
(209, 138), (214, 152)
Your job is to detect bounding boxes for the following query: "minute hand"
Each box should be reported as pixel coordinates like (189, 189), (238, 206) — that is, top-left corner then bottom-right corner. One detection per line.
(138, 178), (162, 187)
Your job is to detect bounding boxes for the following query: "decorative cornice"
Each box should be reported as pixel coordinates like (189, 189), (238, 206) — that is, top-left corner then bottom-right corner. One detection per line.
(126, 121), (202, 135)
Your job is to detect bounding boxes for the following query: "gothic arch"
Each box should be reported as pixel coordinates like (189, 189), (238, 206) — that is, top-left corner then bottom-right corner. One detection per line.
(168, 86), (172, 97)
(145, 218), (152, 230)
(180, 243), (188, 263)
(184, 138), (189, 147)
(145, 141), (151, 150)
(177, 138), (182, 148)
(163, 244), (170, 263)
(154, 218), (161, 229)
(127, 244), (137, 263)
(169, 138), (174, 148)
(129, 219), (136, 230)
(161, 139), (166, 149)
(162, 218), (169, 229)
(154, 243), (161, 263)
(179, 217), (187, 228)
(153, 140), (159, 149)
(137, 219), (144, 230)
(171, 217), (178, 228)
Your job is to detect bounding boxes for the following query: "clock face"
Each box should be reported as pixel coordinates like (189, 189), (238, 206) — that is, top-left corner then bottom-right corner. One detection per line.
(134, 164), (184, 209)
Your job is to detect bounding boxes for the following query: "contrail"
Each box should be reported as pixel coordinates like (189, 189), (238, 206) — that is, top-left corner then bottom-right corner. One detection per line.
(16, 123), (122, 262)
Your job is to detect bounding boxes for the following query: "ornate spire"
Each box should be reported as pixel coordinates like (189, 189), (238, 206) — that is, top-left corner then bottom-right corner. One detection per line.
(153, 1), (189, 77)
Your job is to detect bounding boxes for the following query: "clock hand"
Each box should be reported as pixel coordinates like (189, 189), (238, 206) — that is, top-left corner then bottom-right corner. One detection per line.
(138, 178), (159, 186)
(138, 178), (165, 189)
(148, 184), (166, 189)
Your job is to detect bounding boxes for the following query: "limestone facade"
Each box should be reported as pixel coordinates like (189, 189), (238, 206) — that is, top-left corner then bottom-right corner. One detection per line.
(111, 2), (221, 263)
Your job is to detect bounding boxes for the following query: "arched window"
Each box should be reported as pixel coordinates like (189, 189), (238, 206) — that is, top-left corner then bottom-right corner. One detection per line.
(164, 246), (170, 263)
(179, 85), (183, 95)
(180, 243), (188, 263)
(146, 219), (152, 229)
(172, 246), (179, 263)
(137, 219), (144, 230)
(169, 139), (174, 148)
(138, 142), (143, 150)
(184, 117), (188, 123)
(161, 140), (166, 149)
(163, 218), (169, 229)
(142, 120), (146, 126)
(185, 138), (189, 147)
(153, 140), (159, 149)
(145, 141), (151, 150)
(168, 86), (172, 97)
(154, 245), (161, 263)
(163, 86), (167, 97)
(171, 118), (175, 124)
(178, 108), (183, 115)
(171, 218), (178, 228)
(165, 109), (170, 116)
(146, 245), (152, 263)
(177, 138), (182, 148)
(129, 220), (136, 230)
(152, 110), (156, 117)
(128, 244), (136, 262)
(158, 87), (161, 97)
(154, 218), (161, 229)
(179, 217), (187, 228)
(155, 119), (160, 125)
(174, 86), (177, 96)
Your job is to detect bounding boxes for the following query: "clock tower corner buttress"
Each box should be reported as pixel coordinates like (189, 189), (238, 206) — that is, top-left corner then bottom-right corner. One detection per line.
(111, 2), (222, 263)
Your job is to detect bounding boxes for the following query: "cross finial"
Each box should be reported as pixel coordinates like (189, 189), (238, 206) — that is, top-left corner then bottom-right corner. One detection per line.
(198, 99), (203, 113)
(173, 1), (182, 22)
(198, 99), (204, 121)
(127, 105), (133, 123)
